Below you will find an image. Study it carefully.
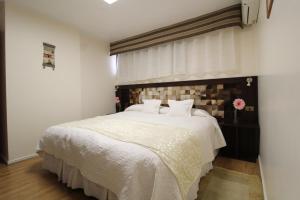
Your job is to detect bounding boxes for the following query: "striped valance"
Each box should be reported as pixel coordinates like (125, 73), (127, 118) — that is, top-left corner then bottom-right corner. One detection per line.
(110, 4), (242, 55)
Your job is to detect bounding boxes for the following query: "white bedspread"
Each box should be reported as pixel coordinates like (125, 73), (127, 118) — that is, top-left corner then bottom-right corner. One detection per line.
(37, 111), (226, 200)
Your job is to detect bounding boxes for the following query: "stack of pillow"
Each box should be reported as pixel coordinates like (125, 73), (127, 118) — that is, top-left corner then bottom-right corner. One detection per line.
(125, 99), (210, 117)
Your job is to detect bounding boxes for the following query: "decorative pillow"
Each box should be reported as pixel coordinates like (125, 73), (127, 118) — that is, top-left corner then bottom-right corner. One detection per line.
(142, 99), (162, 114)
(191, 108), (211, 117)
(168, 99), (194, 117)
(125, 104), (144, 112)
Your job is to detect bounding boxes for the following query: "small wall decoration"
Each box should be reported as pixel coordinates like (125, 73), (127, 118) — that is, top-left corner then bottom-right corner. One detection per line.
(266, 0), (274, 19)
(233, 98), (246, 124)
(43, 42), (55, 70)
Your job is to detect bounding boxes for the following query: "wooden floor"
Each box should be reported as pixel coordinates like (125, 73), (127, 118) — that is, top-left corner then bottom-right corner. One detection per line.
(0, 156), (260, 200)
(213, 156), (260, 176)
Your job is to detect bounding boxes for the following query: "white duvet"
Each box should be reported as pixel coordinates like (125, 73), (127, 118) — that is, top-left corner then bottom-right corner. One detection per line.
(37, 111), (226, 200)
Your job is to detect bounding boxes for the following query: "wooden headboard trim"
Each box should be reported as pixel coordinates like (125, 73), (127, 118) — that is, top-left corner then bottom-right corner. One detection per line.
(115, 76), (258, 124)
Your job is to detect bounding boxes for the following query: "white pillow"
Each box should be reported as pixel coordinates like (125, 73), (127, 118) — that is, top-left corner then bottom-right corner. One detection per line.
(168, 99), (194, 117)
(191, 108), (211, 117)
(125, 104), (144, 112)
(160, 107), (211, 117)
(143, 99), (161, 114)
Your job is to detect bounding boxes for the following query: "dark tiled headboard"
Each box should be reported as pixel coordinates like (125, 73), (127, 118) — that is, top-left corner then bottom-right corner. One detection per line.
(115, 76), (258, 124)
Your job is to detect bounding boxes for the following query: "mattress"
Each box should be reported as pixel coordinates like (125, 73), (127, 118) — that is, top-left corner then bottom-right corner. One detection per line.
(37, 111), (226, 200)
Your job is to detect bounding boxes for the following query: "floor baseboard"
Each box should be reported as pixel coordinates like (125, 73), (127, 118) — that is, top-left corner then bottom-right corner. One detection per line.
(258, 155), (268, 200)
(7, 153), (38, 165)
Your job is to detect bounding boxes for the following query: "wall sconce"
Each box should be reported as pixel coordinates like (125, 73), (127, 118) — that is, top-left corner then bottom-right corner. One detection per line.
(246, 77), (253, 87)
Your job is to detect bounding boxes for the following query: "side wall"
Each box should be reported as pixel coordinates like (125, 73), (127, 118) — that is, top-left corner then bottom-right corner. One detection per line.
(5, 3), (115, 163)
(256, 0), (300, 199)
(80, 35), (115, 118)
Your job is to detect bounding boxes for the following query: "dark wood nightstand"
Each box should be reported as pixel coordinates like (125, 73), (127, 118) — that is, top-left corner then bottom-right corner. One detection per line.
(219, 122), (260, 163)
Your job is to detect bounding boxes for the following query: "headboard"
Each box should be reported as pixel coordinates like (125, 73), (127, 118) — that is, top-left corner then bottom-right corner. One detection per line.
(115, 76), (258, 124)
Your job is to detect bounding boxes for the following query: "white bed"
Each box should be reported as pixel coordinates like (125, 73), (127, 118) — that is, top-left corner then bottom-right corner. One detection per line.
(37, 110), (226, 200)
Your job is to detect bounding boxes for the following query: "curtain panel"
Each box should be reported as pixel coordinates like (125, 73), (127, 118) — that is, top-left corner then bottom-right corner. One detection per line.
(110, 4), (242, 55)
(117, 27), (241, 84)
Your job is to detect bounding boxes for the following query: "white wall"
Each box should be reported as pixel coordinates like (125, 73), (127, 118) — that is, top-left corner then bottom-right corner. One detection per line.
(80, 35), (115, 118)
(5, 3), (115, 162)
(256, 0), (300, 200)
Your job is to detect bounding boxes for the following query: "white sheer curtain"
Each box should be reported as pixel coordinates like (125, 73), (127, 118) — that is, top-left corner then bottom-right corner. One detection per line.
(117, 27), (241, 84)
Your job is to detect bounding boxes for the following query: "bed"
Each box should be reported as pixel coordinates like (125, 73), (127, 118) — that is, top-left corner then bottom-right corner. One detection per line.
(37, 109), (226, 200)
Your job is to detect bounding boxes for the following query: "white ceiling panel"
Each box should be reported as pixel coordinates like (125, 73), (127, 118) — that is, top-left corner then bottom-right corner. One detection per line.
(9, 0), (240, 42)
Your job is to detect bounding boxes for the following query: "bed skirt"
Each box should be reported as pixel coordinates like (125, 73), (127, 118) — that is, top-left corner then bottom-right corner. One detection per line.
(41, 153), (214, 200)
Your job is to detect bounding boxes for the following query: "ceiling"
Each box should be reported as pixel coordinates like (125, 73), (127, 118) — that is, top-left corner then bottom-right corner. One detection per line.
(10, 0), (240, 42)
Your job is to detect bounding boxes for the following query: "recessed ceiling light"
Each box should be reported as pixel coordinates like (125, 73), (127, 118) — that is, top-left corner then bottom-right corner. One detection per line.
(104, 0), (118, 4)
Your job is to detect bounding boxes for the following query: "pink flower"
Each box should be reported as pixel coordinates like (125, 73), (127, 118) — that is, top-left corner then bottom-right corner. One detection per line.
(115, 97), (120, 104)
(233, 98), (246, 110)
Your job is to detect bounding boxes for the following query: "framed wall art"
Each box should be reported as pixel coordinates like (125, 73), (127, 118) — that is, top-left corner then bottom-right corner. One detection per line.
(43, 42), (55, 70)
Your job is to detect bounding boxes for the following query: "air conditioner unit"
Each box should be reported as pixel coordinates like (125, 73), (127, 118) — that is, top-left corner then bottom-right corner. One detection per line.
(242, 0), (260, 25)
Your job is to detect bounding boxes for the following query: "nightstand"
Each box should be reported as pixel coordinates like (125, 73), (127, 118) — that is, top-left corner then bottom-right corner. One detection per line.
(219, 122), (260, 162)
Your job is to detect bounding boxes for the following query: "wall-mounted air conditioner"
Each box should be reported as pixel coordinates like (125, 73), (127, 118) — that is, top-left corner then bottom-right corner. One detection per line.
(242, 0), (260, 25)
